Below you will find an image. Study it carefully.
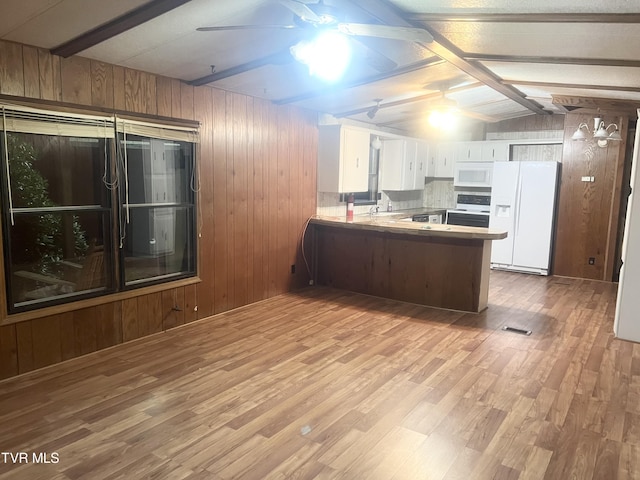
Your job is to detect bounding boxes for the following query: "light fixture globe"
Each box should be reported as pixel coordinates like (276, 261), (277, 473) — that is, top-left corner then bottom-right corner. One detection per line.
(609, 129), (623, 141)
(593, 123), (609, 140)
(571, 126), (588, 141)
(571, 118), (622, 147)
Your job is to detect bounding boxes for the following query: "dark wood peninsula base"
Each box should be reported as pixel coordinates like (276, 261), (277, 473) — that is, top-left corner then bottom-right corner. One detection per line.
(309, 216), (508, 313)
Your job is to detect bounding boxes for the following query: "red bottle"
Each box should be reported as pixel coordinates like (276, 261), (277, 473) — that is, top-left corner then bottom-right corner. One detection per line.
(347, 193), (354, 220)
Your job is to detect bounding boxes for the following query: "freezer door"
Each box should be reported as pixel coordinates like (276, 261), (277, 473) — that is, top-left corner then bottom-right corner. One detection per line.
(489, 162), (519, 265)
(511, 162), (559, 271)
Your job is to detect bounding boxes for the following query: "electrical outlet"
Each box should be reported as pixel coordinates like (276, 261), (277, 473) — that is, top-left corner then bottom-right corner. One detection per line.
(588, 257), (595, 265)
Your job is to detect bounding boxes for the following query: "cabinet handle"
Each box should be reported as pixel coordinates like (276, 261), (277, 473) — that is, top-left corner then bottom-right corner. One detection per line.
(356, 157), (359, 168)
(420, 162), (423, 171)
(409, 161), (412, 171)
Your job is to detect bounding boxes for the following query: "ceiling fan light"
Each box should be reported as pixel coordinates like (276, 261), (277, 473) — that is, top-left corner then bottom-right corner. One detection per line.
(428, 109), (457, 131)
(290, 31), (351, 82)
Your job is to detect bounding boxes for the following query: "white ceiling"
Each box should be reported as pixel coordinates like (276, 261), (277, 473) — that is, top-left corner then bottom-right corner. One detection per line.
(2, 0), (640, 135)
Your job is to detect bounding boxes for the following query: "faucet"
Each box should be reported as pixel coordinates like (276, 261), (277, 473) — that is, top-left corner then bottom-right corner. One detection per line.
(369, 205), (380, 217)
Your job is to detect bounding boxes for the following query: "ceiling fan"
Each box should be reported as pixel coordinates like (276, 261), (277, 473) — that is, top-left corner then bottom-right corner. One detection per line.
(196, 0), (434, 74)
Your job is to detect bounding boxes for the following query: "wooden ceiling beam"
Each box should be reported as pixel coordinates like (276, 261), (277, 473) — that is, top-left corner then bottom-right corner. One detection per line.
(354, 0), (549, 116)
(508, 80), (640, 94)
(51, 0), (193, 58)
(188, 50), (292, 86)
(465, 53), (640, 69)
(407, 13), (640, 23)
(333, 82), (481, 117)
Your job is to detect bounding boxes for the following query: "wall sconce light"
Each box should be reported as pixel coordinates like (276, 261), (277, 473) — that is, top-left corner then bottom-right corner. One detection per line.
(571, 117), (622, 147)
(371, 135), (382, 150)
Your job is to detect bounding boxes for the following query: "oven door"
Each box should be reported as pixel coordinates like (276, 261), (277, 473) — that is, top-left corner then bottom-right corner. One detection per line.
(446, 210), (490, 228)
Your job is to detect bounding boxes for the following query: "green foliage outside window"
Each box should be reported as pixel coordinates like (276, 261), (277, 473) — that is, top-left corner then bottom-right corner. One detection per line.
(6, 134), (88, 275)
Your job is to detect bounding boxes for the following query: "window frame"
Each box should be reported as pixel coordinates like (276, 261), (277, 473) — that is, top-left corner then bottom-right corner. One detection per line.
(0, 103), (200, 318)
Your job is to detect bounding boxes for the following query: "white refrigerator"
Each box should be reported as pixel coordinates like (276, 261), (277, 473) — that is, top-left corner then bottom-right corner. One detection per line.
(489, 161), (559, 275)
(614, 112), (640, 342)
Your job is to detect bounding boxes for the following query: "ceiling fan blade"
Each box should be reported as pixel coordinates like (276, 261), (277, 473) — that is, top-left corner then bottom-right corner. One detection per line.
(351, 38), (397, 72)
(337, 23), (433, 44)
(197, 25), (297, 32)
(279, 0), (321, 23)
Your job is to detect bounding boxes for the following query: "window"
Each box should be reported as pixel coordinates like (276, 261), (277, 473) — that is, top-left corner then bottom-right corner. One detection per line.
(1, 105), (198, 313)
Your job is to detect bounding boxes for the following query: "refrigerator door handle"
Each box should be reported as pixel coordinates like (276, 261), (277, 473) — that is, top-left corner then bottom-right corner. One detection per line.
(514, 172), (523, 238)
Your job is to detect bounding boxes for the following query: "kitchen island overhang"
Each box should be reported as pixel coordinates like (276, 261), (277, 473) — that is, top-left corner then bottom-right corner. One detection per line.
(308, 216), (508, 313)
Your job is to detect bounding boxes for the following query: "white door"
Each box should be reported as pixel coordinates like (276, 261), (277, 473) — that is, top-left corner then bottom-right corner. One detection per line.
(489, 162), (519, 265)
(511, 162), (558, 271)
(615, 110), (640, 341)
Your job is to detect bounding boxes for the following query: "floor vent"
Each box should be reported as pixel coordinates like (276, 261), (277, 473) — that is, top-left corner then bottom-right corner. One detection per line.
(502, 326), (532, 335)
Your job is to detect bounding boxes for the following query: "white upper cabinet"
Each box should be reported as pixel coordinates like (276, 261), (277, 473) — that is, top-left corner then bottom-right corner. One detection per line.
(481, 141), (510, 161)
(432, 142), (455, 178)
(455, 142), (483, 162)
(455, 140), (511, 162)
(380, 138), (422, 191)
(415, 141), (429, 187)
(317, 125), (371, 193)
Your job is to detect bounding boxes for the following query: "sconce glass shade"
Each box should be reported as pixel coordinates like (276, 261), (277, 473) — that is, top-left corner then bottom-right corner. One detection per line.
(593, 122), (609, 140)
(571, 124), (588, 141)
(571, 119), (622, 146)
(608, 129), (623, 141)
(371, 136), (382, 150)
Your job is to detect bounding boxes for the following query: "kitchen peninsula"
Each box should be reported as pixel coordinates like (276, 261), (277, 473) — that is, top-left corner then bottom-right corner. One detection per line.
(309, 215), (507, 313)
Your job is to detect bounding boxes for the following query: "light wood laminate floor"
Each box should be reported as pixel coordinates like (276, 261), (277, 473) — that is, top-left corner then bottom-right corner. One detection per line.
(0, 271), (634, 479)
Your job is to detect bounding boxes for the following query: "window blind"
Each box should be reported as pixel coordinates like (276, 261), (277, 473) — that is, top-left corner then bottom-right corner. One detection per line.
(115, 117), (199, 143)
(1, 104), (115, 138)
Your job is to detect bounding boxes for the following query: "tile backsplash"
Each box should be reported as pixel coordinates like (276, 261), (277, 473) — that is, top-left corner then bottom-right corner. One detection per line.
(316, 189), (424, 217)
(423, 179), (456, 209)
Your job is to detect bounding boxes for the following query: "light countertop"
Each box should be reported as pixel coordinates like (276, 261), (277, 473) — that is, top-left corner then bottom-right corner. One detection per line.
(310, 215), (508, 241)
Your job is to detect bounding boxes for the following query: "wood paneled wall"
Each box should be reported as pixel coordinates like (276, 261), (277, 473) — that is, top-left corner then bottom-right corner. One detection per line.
(554, 113), (627, 281)
(0, 39), (317, 379)
(485, 113), (565, 134)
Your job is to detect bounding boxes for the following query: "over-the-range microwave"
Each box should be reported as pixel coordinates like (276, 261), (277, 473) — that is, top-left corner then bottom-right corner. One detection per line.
(453, 161), (493, 188)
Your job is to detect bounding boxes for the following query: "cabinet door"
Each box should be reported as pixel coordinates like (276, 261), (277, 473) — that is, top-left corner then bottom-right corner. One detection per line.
(416, 141), (430, 181)
(455, 142), (483, 162)
(481, 141), (510, 162)
(380, 139), (405, 190)
(341, 127), (370, 193)
(403, 139), (418, 190)
(381, 139), (419, 191)
(435, 143), (455, 178)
